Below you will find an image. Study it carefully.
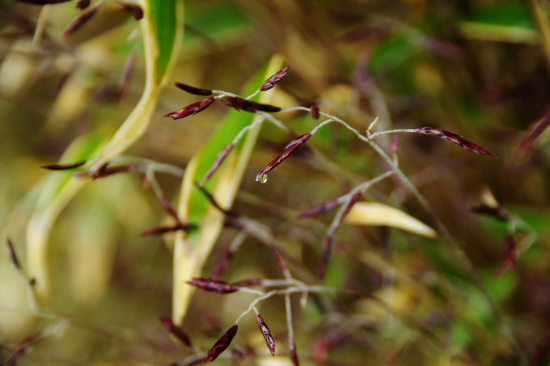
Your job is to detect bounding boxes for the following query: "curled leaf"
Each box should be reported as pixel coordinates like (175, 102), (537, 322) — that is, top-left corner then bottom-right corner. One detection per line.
(175, 82), (213, 96)
(255, 133), (311, 183)
(222, 96), (281, 113)
(164, 98), (216, 120)
(63, 5), (99, 37)
(187, 278), (241, 294)
(414, 127), (495, 157)
(260, 66), (289, 91)
(159, 316), (193, 347)
(257, 314), (276, 355)
(41, 161), (86, 170)
(206, 324), (238, 362)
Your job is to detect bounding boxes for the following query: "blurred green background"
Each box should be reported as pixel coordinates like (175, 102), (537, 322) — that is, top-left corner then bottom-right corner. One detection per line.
(1, 0), (550, 365)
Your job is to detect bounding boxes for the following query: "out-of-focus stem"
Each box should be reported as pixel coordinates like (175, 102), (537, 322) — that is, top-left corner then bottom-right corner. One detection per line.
(528, 0), (550, 74)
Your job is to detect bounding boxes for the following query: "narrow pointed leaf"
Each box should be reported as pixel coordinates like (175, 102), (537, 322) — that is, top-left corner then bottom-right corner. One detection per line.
(344, 202), (437, 238)
(173, 57), (284, 326)
(90, 0), (184, 166)
(25, 0), (184, 303)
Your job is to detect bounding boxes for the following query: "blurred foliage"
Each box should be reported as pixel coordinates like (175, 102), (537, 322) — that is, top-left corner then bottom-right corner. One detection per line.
(1, 0), (550, 366)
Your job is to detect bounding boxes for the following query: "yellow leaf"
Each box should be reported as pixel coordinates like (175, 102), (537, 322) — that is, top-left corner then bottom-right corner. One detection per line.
(344, 202), (437, 238)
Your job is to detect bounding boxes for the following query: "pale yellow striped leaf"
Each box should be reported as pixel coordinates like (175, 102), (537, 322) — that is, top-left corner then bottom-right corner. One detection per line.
(345, 202), (437, 238)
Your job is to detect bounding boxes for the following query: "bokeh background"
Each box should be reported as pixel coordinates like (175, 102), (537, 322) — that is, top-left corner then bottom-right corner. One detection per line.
(1, 0), (550, 365)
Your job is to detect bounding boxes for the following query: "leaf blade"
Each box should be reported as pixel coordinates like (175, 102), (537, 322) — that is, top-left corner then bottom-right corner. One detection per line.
(172, 55), (285, 325)
(344, 202), (437, 238)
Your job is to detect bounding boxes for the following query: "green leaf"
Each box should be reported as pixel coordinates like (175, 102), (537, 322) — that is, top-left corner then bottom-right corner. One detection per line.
(172, 55), (285, 324)
(24, 0), (184, 303)
(92, 0), (183, 165)
(27, 133), (107, 301)
(149, 0), (179, 81)
(459, 2), (539, 44)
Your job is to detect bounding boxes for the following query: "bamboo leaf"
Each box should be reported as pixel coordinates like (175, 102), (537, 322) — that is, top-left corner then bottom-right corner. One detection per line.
(344, 202), (437, 238)
(25, 0), (184, 303)
(172, 55), (285, 325)
(27, 134), (106, 301)
(149, 0), (180, 82)
(91, 0), (184, 167)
